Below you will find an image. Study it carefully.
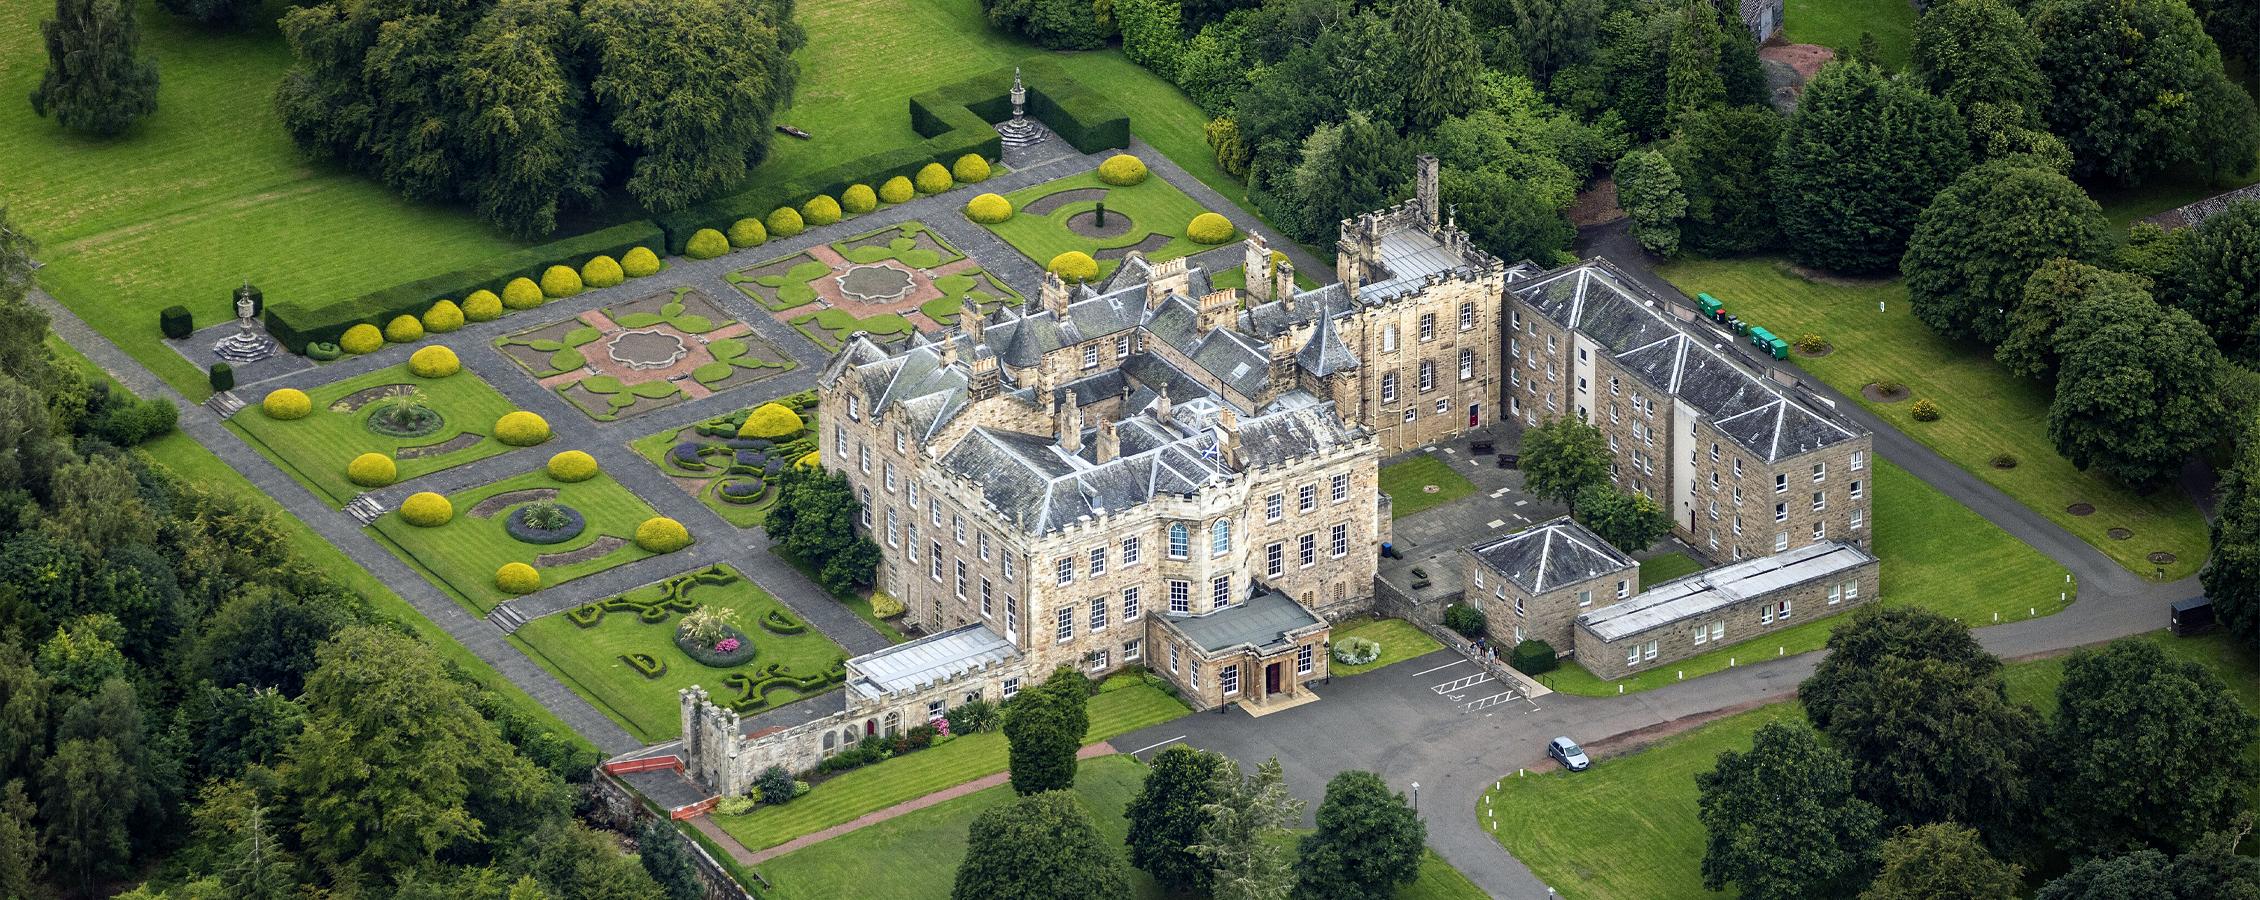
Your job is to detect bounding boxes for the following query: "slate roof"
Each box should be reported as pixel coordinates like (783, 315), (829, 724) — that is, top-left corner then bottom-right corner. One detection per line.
(1466, 517), (1638, 595)
(1512, 259), (1863, 462)
(1165, 587), (1325, 655)
(1577, 542), (1872, 642)
(847, 623), (1020, 700)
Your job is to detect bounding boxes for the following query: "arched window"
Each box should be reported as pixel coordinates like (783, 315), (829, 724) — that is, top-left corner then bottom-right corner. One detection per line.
(822, 731), (837, 753)
(883, 711), (901, 736)
(1168, 523), (1189, 559)
(843, 727), (859, 745)
(1211, 519), (1231, 556)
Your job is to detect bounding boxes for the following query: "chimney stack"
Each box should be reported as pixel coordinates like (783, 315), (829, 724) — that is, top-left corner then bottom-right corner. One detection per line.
(1242, 236), (1275, 304)
(969, 354), (1000, 400)
(1057, 395), (1084, 454)
(1214, 408), (1243, 470)
(963, 306), (985, 345)
(1415, 153), (1440, 230)
(1094, 416), (1119, 463)
(1041, 272), (1070, 318)
(1198, 289), (1238, 333)
(1273, 259), (1296, 307)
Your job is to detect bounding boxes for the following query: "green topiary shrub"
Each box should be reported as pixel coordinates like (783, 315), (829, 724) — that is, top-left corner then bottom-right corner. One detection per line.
(384, 315), (424, 344)
(582, 255), (626, 288)
(635, 517), (693, 552)
(262, 388), (310, 420)
(728, 217), (768, 249)
(1048, 251), (1100, 284)
(965, 193), (1014, 224)
(209, 363), (234, 392)
(765, 206), (805, 239)
(1509, 639), (1559, 675)
(1097, 154), (1149, 186)
(1186, 212), (1233, 244)
(306, 342), (342, 361)
(802, 195), (842, 227)
(502, 277), (545, 310)
(347, 452), (396, 487)
(841, 183), (878, 214)
(494, 411), (551, 446)
(422, 299), (466, 333)
(496, 562), (541, 594)
(1444, 603), (1487, 638)
(738, 402), (804, 439)
(622, 246), (662, 277)
(953, 154), (991, 183)
(1911, 398), (1940, 421)
(547, 450), (599, 482)
(408, 345), (460, 378)
(160, 305), (193, 339)
(400, 491), (454, 527)
(340, 324), (384, 355)
(540, 265), (584, 298)
(914, 162), (953, 194)
(686, 229), (730, 260)
(879, 176), (915, 204)
(462, 290), (503, 322)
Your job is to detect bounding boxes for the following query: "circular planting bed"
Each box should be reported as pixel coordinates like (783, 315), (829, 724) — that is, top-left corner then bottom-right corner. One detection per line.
(2149, 551), (2178, 565)
(677, 624), (758, 668)
(1861, 383), (1911, 404)
(506, 503), (588, 544)
(836, 264), (916, 303)
(1066, 209), (1134, 240)
(1795, 343), (1834, 358)
(2067, 503), (2096, 517)
(2107, 527), (2134, 540)
(608, 330), (689, 371)
(364, 404), (444, 438)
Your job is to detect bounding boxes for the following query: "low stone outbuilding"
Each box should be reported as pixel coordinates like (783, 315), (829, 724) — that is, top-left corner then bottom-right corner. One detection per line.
(1461, 517), (1638, 653)
(1152, 587), (1331, 711)
(1573, 541), (1876, 680)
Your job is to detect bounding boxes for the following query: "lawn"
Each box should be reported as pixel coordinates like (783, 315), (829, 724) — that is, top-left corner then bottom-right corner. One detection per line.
(371, 467), (675, 614)
(758, 754), (1488, 900)
(712, 683), (1189, 852)
(1381, 455), (1481, 519)
(1783, 0), (1915, 70)
(1544, 460), (2072, 696)
(1656, 256), (2209, 579)
(982, 169), (1238, 280)
(2, 0), (1236, 400)
(510, 565), (849, 743)
(226, 361), (522, 505)
(1331, 616), (1445, 676)
(630, 395), (820, 529)
(1638, 551), (1703, 585)
(1490, 632), (2260, 900)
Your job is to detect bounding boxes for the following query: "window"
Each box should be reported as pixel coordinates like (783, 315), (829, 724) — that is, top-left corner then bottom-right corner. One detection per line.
(1645, 640), (1658, 661)
(885, 508), (899, 547)
(1002, 676), (1021, 698)
(1851, 508), (1865, 529)
(1849, 479), (1863, 500)
(1116, 334), (1131, 358)
(981, 577), (994, 617)
(1775, 473), (1788, 494)
(907, 480), (918, 506)
(978, 530), (991, 560)
(1211, 519), (1231, 556)
(1850, 450), (1866, 471)
(1616, 579), (1630, 599)
(1266, 493), (1283, 521)
(1774, 532), (1790, 552)
(1266, 542), (1284, 577)
(1056, 556), (1074, 585)
(859, 443), (871, 473)
(1299, 533), (1316, 567)
(1091, 597), (1108, 631)
(927, 698), (946, 719)
(1002, 555), (1015, 581)
(1122, 536), (1141, 565)
(1576, 589), (1592, 608)
(1812, 521), (1827, 541)
(1546, 334), (1557, 352)
(1709, 443), (1720, 462)
(1459, 303), (1475, 330)
(1299, 484), (1317, 512)
(1774, 502), (1787, 523)
(930, 544), (943, 580)
(930, 498), (941, 526)
(1460, 349), (1475, 380)
(1082, 345), (1099, 369)
(954, 560), (967, 597)
(1733, 459), (1743, 478)
(1006, 593), (1017, 635)
(1843, 581), (1859, 601)
(1296, 643), (1316, 676)
(1331, 473), (1349, 502)
(1331, 523), (1349, 557)
(1777, 599), (1793, 620)
(1694, 623), (1709, 645)
(1812, 491), (1826, 512)
(952, 515), (965, 544)
(1419, 361), (1435, 392)
(1212, 576), (1231, 608)
(1812, 462), (1826, 482)
(1381, 372), (1398, 403)
(1221, 663), (1240, 696)
(1404, 407), (1418, 423)
(1088, 546), (1106, 577)
(1382, 324), (1398, 352)
(1169, 580), (1190, 613)
(847, 395), (860, 420)
(1626, 644), (1642, 666)
(1708, 500), (1719, 522)
(1169, 643), (1180, 673)
(1056, 607), (1074, 642)
(1733, 486), (1744, 506)
(1710, 471), (1721, 490)
(1123, 586), (1140, 621)
(1514, 596), (1527, 617)
(835, 423), (848, 452)
(1168, 523), (1189, 559)
(1190, 662), (1201, 689)
(1419, 313), (1435, 341)
(1124, 638), (1141, 661)
(1710, 621), (1725, 642)
(1829, 583), (1843, 605)
(1435, 398), (1448, 416)
(1090, 649), (1109, 670)
(894, 429), (906, 453)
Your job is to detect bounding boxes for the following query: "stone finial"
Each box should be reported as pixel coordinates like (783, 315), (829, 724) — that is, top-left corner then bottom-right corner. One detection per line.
(1041, 271), (1070, 318)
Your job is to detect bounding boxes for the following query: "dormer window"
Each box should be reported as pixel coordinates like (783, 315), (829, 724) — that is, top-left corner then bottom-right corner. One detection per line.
(847, 395), (861, 421)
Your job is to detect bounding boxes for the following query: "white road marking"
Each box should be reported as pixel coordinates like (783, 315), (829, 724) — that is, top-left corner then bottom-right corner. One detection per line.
(1124, 735), (1188, 756)
(1409, 659), (1468, 677)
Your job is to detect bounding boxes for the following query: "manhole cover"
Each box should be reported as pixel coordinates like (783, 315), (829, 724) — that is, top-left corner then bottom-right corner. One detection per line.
(2149, 551), (2177, 564)
(2066, 503), (2095, 516)
(2108, 527), (2133, 540)
(836, 264), (915, 302)
(609, 330), (688, 370)
(1422, 484), (1441, 494)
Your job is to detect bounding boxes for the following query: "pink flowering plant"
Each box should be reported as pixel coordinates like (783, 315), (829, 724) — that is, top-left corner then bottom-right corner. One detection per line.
(715, 637), (742, 653)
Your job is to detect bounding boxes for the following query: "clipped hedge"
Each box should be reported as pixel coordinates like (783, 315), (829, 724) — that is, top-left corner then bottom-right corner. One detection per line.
(384, 315), (425, 344)
(264, 219), (664, 353)
(463, 290), (503, 322)
(1049, 251), (1100, 284)
(495, 411), (552, 446)
(622, 246), (662, 277)
(548, 450), (600, 482)
(408, 345), (461, 378)
(965, 193), (1013, 224)
(306, 342), (342, 361)
(879, 177), (915, 204)
(728, 218), (768, 249)
(766, 207), (805, 239)
(340, 324), (383, 355)
(583, 255), (625, 288)
(686, 229), (730, 260)
(842, 183), (877, 213)
(909, 59), (1127, 155)
(208, 363), (234, 392)
(1097, 154), (1149, 186)
(953, 154), (991, 183)
(347, 452), (397, 488)
(400, 491), (454, 527)
(802, 194), (843, 227)
(501, 278), (545, 310)
(914, 163), (953, 194)
(635, 517), (693, 552)
(160, 305), (193, 339)
(496, 562), (541, 594)
(262, 388), (311, 420)
(1187, 212), (1233, 244)
(540, 265), (584, 298)
(423, 299), (466, 333)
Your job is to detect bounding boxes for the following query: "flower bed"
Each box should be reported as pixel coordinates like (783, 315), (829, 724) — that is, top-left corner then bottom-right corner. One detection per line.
(678, 624), (761, 667)
(506, 504), (587, 544)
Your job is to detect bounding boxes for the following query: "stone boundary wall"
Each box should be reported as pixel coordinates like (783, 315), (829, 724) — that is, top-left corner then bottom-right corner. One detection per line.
(589, 773), (756, 900)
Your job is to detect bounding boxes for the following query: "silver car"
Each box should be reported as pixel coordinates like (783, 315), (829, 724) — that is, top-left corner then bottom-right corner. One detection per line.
(1548, 736), (1590, 771)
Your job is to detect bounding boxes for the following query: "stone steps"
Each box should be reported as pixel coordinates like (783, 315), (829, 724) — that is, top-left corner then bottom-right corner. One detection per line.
(487, 602), (530, 634)
(343, 493), (388, 526)
(203, 390), (246, 419)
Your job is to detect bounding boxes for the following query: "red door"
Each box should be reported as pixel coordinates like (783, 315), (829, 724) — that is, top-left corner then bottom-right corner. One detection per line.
(1468, 404), (1480, 427)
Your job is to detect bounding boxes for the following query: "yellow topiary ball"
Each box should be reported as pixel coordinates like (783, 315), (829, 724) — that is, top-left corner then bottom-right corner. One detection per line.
(841, 183), (878, 214)
(540, 264), (584, 298)
(423, 299), (466, 333)
(795, 450), (820, 470)
(340, 324), (384, 355)
(494, 411), (551, 446)
(738, 402), (805, 439)
(914, 162), (953, 195)
(347, 452), (396, 487)
(879, 176), (915, 204)
(262, 388), (311, 420)
(965, 193), (1014, 224)
(1097, 154), (1149, 186)
(399, 491), (454, 527)
(496, 562), (541, 594)
(634, 517), (693, 552)
(622, 246), (662, 277)
(1187, 212), (1234, 244)
(408, 345), (460, 378)
(686, 229), (730, 260)
(384, 315), (424, 344)
(953, 154), (992, 184)
(463, 290), (503, 322)
(870, 592), (906, 618)
(502, 277), (545, 310)
(766, 206), (805, 239)
(728, 217), (768, 248)
(582, 255), (625, 288)
(547, 450), (599, 482)
(1048, 251), (1100, 284)
(802, 195), (843, 227)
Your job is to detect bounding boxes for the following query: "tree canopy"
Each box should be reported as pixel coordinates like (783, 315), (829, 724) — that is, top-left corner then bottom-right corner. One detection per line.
(1292, 771), (1425, 900)
(2030, 0), (2260, 184)
(2047, 283), (2225, 490)
(29, 0), (159, 136)
(1696, 720), (1882, 900)
(1902, 160), (2110, 346)
(1996, 259), (2154, 383)
(1003, 666), (1088, 795)
(2161, 200), (2260, 365)
(1520, 415), (1612, 508)
(1775, 61), (1970, 274)
(1125, 745), (1226, 894)
(952, 791), (1132, 900)
(1667, 105), (1784, 255)
(1859, 823), (2022, 900)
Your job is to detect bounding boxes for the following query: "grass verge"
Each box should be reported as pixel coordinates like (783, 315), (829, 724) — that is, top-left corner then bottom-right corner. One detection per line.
(1331, 616), (1446, 676)
(1382, 455), (1481, 519)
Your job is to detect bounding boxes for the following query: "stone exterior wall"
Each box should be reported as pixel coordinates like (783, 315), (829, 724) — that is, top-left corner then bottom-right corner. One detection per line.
(1151, 626), (1330, 712)
(588, 775), (754, 900)
(1463, 554), (1636, 653)
(1572, 555), (1879, 680)
(1688, 422), (1875, 560)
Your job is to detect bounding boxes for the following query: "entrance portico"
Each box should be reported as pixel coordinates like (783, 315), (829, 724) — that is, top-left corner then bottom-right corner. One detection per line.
(1151, 587), (1331, 711)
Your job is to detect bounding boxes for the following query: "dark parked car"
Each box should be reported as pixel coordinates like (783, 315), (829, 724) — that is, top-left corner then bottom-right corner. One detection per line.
(1548, 736), (1590, 772)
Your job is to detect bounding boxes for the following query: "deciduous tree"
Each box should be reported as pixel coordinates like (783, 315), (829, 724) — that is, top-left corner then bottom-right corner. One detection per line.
(981, 0), (1109, 50)
(1902, 160), (2110, 346)
(1996, 259), (2152, 382)
(1696, 720), (1882, 900)
(30, 0), (159, 136)
(2048, 286), (2225, 490)
(1801, 606), (2000, 732)
(584, 0), (799, 212)
(2044, 639), (2259, 857)
(953, 792), (1131, 900)
(1003, 667), (1088, 795)
(1666, 105), (1783, 254)
(1573, 484), (1673, 552)
(2031, 0), (2260, 184)
(1775, 62), (1970, 274)
(1125, 745), (1226, 894)
(1860, 823), (2022, 900)
(1292, 771), (1424, 900)
(2203, 419), (2260, 652)
(2161, 200), (2260, 364)
(1519, 415), (1611, 508)
(1816, 655), (2042, 842)
(1614, 149), (1685, 255)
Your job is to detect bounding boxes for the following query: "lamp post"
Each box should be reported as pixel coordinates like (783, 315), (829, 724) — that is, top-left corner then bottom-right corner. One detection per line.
(1410, 781), (1419, 814)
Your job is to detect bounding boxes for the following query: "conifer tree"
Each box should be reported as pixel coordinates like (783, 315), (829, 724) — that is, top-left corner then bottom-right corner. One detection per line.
(29, 0), (159, 136)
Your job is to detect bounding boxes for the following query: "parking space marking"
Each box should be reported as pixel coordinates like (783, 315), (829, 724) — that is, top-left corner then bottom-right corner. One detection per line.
(1409, 659), (1468, 678)
(1486, 519), (1505, 529)
(1124, 735), (1187, 756)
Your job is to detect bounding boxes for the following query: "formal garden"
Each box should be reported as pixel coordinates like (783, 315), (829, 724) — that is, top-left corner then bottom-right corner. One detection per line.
(510, 565), (848, 743)
(631, 391), (821, 527)
(977, 157), (1242, 283)
(726, 221), (1025, 353)
(491, 286), (795, 421)
(370, 452), (690, 613)
(228, 354), (524, 505)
